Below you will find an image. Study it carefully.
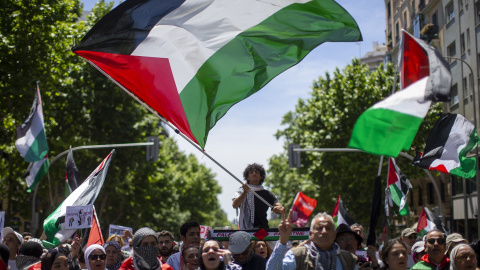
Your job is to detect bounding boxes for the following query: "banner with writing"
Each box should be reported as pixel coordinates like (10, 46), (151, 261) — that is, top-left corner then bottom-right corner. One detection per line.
(65, 205), (94, 229)
(109, 224), (133, 238)
(211, 228), (310, 241)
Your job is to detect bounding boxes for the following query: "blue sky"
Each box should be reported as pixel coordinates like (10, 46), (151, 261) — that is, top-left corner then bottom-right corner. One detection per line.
(81, 0), (387, 223)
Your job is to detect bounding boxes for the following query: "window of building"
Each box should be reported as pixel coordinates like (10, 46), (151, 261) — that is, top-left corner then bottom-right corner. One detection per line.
(432, 12), (438, 26)
(388, 2), (391, 18)
(412, 0), (416, 14)
(463, 77), (468, 98)
(446, 2), (454, 23)
(418, 187), (423, 206)
(476, 2), (480, 25)
(459, 0), (463, 10)
(461, 33), (466, 55)
(395, 22), (400, 43)
(440, 182), (445, 202)
(404, 11), (409, 28)
(410, 189), (415, 207)
(451, 83), (459, 106)
(447, 41), (456, 63)
(469, 73), (473, 96)
(467, 28), (470, 50)
(452, 176), (463, 196)
(427, 183), (434, 204)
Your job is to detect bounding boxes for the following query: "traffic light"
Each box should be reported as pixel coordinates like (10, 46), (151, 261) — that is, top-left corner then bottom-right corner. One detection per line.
(288, 144), (301, 168)
(146, 136), (159, 162)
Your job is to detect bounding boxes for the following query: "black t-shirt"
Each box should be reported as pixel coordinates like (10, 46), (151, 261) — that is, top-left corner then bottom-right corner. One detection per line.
(253, 190), (278, 229)
(238, 253), (266, 270)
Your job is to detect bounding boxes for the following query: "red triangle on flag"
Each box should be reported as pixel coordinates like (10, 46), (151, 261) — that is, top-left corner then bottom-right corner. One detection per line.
(253, 229), (269, 240)
(86, 210), (104, 248)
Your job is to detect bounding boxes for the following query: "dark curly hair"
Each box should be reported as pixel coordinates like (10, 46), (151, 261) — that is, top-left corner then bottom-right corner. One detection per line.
(243, 163), (266, 185)
(380, 238), (407, 270)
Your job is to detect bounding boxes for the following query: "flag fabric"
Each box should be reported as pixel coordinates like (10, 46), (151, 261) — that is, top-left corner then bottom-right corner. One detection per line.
(290, 191), (317, 227)
(72, 0), (362, 149)
(416, 207), (448, 237)
(81, 208), (104, 250)
(65, 147), (82, 196)
(367, 176), (382, 246)
(332, 195), (354, 227)
(386, 158), (412, 216)
(15, 83), (49, 162)
(43, 150), (114, 248)
(349, 29), (452, 157)
(24, 155), (49, 192)
(413, 113), (479, 178)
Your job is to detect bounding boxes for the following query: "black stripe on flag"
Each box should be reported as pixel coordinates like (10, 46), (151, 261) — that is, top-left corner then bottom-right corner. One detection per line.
(413, 113), (456, 169)
(16, 91), (39, 138)
(72, 0), (185, 54)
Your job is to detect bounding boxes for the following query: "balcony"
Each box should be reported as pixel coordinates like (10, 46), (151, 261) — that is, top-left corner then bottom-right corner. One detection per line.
(420, 24), (439, 43)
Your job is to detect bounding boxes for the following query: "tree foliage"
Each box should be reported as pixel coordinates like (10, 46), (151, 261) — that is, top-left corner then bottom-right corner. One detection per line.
(266, 59), (442, 227)
(0, 0), (229, 237)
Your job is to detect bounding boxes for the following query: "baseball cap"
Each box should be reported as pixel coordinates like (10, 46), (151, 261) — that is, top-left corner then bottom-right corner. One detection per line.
(411, 241), (425, 254)
(228, 231), (251, 255)
(401, 228), (416, 238)
(2, 227), (23, 244)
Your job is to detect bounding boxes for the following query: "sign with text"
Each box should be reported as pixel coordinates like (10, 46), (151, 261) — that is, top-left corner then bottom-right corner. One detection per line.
(211, 227), (310, 241)
(109, 224), (133, 238)
(200, 225), (212, 239)
(65, 205), (94, 229)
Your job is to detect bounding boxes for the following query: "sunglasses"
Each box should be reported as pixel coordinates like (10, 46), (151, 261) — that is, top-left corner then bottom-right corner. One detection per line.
(88, 254), (106, 260)
(406, 235), (417, 239)
(427, 238), (445, 245)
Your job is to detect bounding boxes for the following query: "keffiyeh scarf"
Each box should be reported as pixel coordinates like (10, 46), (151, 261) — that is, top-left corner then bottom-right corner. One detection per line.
(233, 184), (264, 230)
(305, 241), (339, 270)
(104, 241), (123, 270)
(133, 246), (160, 270)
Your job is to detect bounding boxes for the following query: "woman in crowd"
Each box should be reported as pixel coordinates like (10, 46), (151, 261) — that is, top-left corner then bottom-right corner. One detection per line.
(85, 245), (107, 270)
(104, 241), (124, 270)
(450, 244), (477, 270)
(199, 240), (241, 270)
(41, 249), (69, 270)
(380, 239), (408, 270)
(251, 241), (272, 260)
(180, 245), (199, 270)
(106, 236), (125, 249)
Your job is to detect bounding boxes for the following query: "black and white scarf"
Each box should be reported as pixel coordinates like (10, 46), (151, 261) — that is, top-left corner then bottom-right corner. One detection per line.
(234, 184), (264, 230)
(305, 241), (339, 270)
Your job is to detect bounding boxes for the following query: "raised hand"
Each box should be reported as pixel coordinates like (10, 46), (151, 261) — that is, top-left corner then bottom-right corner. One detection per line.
(278, 209), (294, 245)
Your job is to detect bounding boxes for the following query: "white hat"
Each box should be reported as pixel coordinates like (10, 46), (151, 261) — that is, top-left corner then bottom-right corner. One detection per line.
(228, 231), (251, 255)
(411, 241), (425, 254)
(2, 227), (23, 244)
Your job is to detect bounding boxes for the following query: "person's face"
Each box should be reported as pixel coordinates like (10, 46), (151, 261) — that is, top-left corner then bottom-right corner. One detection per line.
(158, 236), (174, 256)
(247, 169), (262, 186)
(385, 244), (408, 270)
(254, 241), (268, 259)
(336, 233), (358, 254)
(425, 231), (446, 263)
(233, 246), (252, 264)
(182, 227), (201, 246)
(88, 249), (106, 270)
(201, 241), (221, 270)
(455, 246), (477, 270)
(310, 217), (336, 250)
(105, 245), (119, 266)
(111, 237), (123, 247)
(184, 247), (199, 270)
(2, 233), (20, 255)
(128, 239), (133, 249)
(402, 234), (417, 249)
(23, 236), (32, 243)
(51, 255), (69, 270)
(140, 235), (158, 248)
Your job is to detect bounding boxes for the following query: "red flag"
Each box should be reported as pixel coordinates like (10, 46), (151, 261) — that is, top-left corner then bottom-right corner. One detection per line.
(82, 209), (104, 250)
(290, 191), (317, 227)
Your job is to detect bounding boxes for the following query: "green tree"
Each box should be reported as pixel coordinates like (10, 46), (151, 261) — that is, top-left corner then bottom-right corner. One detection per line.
(1, 0), (229, 237)
(267, 59), (441, 227)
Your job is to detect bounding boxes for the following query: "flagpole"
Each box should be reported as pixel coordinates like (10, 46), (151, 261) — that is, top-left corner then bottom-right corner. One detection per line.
(84, 60), (274, 209)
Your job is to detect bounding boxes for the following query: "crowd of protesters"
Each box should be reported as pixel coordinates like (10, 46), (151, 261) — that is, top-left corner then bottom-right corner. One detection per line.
(2, 164), (480, 270)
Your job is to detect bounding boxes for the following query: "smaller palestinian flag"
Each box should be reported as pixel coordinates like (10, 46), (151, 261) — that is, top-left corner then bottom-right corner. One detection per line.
(332, 195), (354, 228)
(43, 150), (114, 248)
(65, 147), (82, 196)
(413, 113), (479, 178)
(387, 158), (412, 216)
(81, 208), (104, 250)
(416, 207), (448, 237)
(291, 191), (317, 227)
(15, 83), (49, 162)
(24, 155), (49, 192)
(349, 30), (451, 157)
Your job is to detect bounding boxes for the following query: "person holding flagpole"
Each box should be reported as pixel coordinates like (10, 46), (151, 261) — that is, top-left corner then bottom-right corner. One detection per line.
(232, 163), (284, 230)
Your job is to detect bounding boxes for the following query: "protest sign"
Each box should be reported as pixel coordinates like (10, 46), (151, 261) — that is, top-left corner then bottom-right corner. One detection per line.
(65, 205), (94, 229)
(109, 224), (133, 238)
(200, 225), (212, 239)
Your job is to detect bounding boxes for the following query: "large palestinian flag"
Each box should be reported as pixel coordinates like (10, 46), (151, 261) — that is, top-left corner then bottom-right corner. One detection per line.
(72, 0), (362, 149)
(349, 30), (452, 157)
(413, 113), (479, 178)
(43, 151), (114, 248)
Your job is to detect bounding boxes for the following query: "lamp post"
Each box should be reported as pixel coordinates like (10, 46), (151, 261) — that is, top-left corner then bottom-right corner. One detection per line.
(444, 56), (480, 239)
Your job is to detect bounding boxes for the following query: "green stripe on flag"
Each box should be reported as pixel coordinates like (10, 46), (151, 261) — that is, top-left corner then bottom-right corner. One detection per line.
(179, 0), (361, 147)
(349, 108), (424, 157)
(389, 184), (409, 216)
(449, 128), (479, 178)
(23, 130), (49, 162)
(27, 158), (49, 193)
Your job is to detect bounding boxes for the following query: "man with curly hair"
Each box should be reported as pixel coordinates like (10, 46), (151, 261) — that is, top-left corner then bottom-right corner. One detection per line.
(232, 163), (284, 230)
